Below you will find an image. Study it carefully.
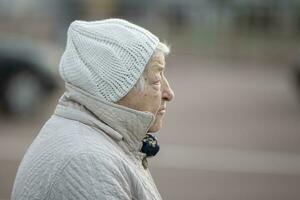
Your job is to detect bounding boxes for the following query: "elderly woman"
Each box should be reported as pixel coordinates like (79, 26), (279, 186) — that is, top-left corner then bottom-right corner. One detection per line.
(11, 19), (174, 200)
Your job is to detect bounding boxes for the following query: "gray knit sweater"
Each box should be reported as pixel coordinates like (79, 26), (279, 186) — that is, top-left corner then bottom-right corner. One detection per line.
(11, 84), (162, 200)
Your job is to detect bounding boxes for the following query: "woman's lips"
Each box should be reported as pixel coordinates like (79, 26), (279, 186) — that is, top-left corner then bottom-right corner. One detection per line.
(158, 108), (166, 114)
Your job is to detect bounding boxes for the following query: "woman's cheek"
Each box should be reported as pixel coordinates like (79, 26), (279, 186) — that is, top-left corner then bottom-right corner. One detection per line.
(151, 87), (162, 99)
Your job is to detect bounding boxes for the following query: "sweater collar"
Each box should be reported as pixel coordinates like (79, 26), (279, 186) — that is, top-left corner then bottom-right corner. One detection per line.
(54, 83), (155, 153)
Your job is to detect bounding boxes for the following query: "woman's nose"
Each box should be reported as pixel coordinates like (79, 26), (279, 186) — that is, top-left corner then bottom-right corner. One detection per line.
(162, 80), (174, 102)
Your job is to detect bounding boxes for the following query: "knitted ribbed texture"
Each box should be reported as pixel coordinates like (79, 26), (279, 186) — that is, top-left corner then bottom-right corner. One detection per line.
(59, 19), (159, 102)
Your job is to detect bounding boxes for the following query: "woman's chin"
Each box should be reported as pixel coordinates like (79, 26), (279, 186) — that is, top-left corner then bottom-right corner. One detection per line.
(148, 117), (163, 133)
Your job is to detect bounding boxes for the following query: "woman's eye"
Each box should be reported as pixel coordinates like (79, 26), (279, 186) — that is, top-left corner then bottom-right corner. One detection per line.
(153, 80), (161, 85)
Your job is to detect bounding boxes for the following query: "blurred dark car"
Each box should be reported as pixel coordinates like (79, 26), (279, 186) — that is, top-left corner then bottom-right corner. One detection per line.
(0, 37), (61, 116)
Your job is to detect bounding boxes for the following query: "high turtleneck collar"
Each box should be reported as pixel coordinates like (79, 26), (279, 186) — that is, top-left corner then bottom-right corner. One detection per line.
(54, 83), (155, 154)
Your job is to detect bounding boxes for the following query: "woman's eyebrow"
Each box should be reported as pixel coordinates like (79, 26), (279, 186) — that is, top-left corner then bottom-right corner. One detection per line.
(157, 65), (165, 71)
(153, 63), (165, 72)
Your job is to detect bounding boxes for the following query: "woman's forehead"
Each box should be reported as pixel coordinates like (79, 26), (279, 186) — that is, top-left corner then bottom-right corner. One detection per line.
(151, 53), (165, 64)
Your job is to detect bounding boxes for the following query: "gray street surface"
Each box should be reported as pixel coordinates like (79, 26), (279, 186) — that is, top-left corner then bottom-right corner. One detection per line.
(1, 56), (300, 200)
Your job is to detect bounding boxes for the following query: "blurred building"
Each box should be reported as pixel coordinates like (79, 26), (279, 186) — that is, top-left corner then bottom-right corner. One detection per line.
(2, 0), (300, 41)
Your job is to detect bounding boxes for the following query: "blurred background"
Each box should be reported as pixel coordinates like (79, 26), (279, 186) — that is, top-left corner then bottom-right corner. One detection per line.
(1, 0), (300, 199)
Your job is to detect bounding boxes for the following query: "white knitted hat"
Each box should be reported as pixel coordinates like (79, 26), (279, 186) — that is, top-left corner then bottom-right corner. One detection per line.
(59, 19), (159, 102)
